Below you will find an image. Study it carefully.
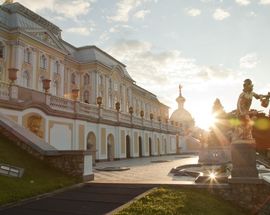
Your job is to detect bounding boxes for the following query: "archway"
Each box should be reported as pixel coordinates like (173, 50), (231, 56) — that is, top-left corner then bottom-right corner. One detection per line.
(126, 135), (131, 158)
(107, 134), (115, 161)
(86, 132), (96, 165)
(164, 138), (167, 154)
(157, 138), (161, 156)
(149, 137), (152, 156)
(139, 136), (143, 157)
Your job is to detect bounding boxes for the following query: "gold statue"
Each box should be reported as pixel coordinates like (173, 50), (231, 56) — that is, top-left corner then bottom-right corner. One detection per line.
(27, 115), (43, 138)
(233, 79), (269, 141)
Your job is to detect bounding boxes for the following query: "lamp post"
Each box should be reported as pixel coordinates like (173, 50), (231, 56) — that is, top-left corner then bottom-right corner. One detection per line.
(8, 68), (18, 85)
(71, 88), (79, 101)
(115, 102), (120, 112)
(129, 106), (133, 115)
(42, 79), (51, 94)
(96, 96), (102, 108)
(150, 113), (154, 120)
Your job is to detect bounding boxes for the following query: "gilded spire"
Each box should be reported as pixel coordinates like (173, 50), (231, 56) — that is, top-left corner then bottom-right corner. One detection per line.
(4, 0), (14, 4)
(179, 84), (182, 97)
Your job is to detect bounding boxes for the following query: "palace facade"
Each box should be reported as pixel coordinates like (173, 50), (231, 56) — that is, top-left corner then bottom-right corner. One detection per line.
(0, 2), (183, 163)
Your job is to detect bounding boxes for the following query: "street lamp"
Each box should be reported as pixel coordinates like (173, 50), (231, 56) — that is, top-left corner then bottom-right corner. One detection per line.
(96, 96), (102, 108)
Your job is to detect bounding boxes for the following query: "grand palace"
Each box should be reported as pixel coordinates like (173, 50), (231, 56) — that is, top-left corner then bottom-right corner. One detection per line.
(0, 2), (197, 178)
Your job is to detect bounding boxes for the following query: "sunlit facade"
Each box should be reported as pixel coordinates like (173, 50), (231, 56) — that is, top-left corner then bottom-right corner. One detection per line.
(0, 2), (181, 161)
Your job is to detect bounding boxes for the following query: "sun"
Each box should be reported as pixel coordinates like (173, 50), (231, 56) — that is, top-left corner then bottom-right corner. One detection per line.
(194, 111), (217, 130)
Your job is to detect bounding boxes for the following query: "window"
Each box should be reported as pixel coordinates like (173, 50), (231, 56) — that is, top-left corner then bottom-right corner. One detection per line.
(0, 42), (4, 59)
(83, 90), (89, 103)
(84, 74), (90, 85)
(40, 55), (47, 69)
(55, 61), (60, 74)
(52, 80), (58, 96)
(71, 73), (76, 84)
(0, 66), (3, 81)
(109, 78), (112, 90)
(99, 74), (103, 86)
(22, 71), (30, 87)
(24, 48), (31, 64)
(38, 76), (44, 91)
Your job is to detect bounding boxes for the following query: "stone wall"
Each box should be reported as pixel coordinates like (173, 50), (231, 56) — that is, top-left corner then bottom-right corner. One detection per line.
(0, 125), (93, 181)
(209, 181), (270, 214)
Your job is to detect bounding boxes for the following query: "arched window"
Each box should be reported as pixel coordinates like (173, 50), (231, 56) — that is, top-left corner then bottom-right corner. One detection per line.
(99, 74), (103, 86)
(24, 48), (31, 64)
(84, 74), (90, 85)
(38, 76), (44, 91)
(52, 80), (58, 96)
(109, 94), (113, 108)
(55, 61), (60, 74)
(40, 54), (47, 69)
(83, 90), (89, 103)
(0, 66), (3, 81)
(71, 73), (76, 84)
(0, 42), (5, 59)
(22, 71), (30, 87)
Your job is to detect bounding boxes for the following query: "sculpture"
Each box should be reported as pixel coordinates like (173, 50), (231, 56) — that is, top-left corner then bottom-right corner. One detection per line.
(27, 115), (43, 138)
(232, 79), (270, 142)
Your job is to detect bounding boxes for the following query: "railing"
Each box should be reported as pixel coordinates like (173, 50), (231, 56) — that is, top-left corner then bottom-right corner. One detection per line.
(102, 109), (118, 121)
(119, 113), (130, 124)
(0, 84), (180, 133)
(132, 116), (142, 126)
(0, 81), (9, 100)
(78, 103), (99, 118)
(49, 96), (74, 112)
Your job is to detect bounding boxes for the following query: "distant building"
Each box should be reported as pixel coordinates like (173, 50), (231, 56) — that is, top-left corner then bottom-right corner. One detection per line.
(0, 2), (180, 162)
(170, 85), (200, 153)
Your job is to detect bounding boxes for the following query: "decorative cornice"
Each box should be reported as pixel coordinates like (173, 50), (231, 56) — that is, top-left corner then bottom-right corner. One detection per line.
(1, 2), (61, 37)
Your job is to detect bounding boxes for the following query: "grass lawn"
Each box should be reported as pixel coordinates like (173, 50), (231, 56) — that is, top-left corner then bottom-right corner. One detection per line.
(0, 135), (80, 206)
(115, 187), (248, 215)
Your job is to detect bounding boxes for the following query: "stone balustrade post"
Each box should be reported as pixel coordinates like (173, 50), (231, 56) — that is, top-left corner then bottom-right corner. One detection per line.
(9, 85), (18, 100)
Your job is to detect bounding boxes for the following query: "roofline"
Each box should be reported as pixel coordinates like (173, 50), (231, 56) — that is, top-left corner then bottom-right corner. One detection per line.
(77, 45), (126, 68)
(1, 2), (61, 36)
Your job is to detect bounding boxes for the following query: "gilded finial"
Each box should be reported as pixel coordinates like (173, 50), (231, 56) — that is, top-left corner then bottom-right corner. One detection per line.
(179, 84), (182, 97)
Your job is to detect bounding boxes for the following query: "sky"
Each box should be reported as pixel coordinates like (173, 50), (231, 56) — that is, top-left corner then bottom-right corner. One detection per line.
(2, 0), (270, 129)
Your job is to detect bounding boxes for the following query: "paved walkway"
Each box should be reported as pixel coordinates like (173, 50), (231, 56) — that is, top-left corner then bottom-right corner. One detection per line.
(0, 155), (198, 215)
(92, 154), (198, 184)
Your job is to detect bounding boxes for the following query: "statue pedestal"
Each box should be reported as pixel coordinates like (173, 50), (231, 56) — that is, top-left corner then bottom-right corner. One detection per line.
(231, 140), (258, 178)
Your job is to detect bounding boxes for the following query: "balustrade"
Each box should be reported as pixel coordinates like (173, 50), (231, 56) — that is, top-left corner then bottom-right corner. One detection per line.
(49, 96), (74, 112)
(0, 81), (9, 100)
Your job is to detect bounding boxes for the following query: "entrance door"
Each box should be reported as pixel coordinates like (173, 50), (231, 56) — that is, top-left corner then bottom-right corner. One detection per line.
(126, 135), (131, 158)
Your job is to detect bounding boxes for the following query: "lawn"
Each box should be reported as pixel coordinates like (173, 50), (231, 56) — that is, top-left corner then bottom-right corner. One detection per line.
(115, 187), (248, 215)
(0, 135), (80, 206)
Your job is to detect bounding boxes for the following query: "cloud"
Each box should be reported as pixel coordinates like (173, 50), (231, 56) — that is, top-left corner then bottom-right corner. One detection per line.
(197, 66), (233, 80)
(66, 27), (94, 36)
(186, 8), (201, 17)
(259, 0), (270, 4)
(15, 0), (93, 19)
(107, 0), (154, 22)
(107, 0), (143, 22)
(109, 24), (135, 33)
(134, 9), (150, 19)
(213, 8), (230, 20)
(240, 53), (259, 69)
(235, 0), (250, 6)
